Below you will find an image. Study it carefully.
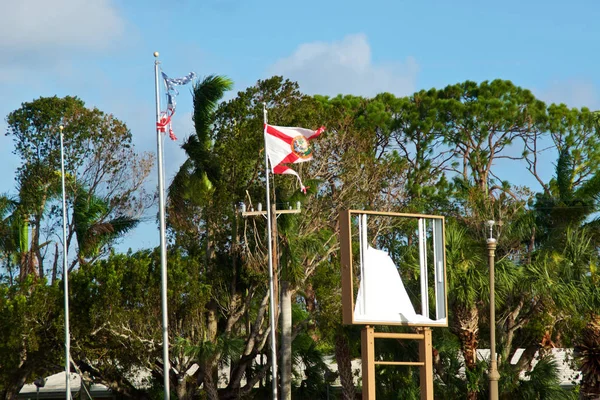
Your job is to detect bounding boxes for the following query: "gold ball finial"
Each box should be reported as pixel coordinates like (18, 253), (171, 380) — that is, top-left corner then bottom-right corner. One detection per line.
(153, 51), (159, 58)
(59, 125), (64, 131)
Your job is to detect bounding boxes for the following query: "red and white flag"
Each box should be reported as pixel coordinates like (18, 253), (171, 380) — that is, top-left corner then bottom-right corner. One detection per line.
(264, 124), (325, 193)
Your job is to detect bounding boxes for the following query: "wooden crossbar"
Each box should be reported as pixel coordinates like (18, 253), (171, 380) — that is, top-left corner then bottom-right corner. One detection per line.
(374, 361), (425, 366)
(372, 332), (425, 340)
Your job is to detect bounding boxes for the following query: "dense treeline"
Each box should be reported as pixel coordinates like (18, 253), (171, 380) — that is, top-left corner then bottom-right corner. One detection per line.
(1, 78), (599, 399)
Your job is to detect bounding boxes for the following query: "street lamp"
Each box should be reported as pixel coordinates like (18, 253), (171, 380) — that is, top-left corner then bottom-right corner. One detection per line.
(34, 377), (45, 400)
(486, 220), (500, 399)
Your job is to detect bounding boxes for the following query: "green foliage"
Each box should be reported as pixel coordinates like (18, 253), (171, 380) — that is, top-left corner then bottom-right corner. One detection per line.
(73, 186), (139, 259)
(497, 356), (577, 400)
(6, 78), (600, 398)
(69, 249), (212, 396)
(0, 280), (63, 397)
(5, 95), (152, 276)
(291, 331), (333, 399)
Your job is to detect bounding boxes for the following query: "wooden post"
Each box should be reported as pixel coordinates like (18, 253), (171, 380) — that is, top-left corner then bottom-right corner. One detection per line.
(362, 326), (375, 400)
(339, 210), (354, 324)
(418, 327), (433, 400)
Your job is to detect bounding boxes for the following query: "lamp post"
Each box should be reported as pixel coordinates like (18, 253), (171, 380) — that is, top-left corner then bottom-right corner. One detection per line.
(486, 220), (500, 399)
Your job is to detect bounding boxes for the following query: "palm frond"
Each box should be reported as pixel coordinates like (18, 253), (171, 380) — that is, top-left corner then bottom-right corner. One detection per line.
(73, 187), (139, 258)
(192, 75), (234, 145)
(518, 355), (573, 400)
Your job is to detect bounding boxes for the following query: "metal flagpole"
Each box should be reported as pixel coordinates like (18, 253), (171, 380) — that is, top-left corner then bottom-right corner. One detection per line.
(59, 125), (71, 400)
(263, 103), (279, 400)
(154, 51), (171, 400)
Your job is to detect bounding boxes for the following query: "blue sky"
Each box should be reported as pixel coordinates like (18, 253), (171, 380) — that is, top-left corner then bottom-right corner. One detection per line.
(1, 0), (599, 252)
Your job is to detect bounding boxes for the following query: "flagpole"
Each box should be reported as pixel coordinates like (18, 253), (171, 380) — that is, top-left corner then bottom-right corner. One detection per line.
(59, 125), (71, 400)
(263, 103), (279, 400)
(154, 51), (171, 400)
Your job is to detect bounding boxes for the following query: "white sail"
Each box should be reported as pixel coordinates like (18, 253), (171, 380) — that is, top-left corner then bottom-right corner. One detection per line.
(354, 246), (446, 324)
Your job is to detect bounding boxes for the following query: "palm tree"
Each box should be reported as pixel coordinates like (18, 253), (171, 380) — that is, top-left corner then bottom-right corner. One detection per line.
(167, 74), (233, 399)
(573, 274), (600, 399)
(0, 194), (22, 283)
(0, 190), (48, 283)
(72, 187), (139, 266)
(575, 312), (600, 399)
(168, 75), (233, 253)
(445, 221), (487, 399)
(533, 146), (600, 398)
(169, 75), (233, 209)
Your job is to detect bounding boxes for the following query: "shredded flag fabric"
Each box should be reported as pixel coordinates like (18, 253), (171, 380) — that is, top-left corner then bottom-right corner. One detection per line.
(159, 71), (196, 140)
(264, 124), (325, 193)
(156, 113), (176, 140)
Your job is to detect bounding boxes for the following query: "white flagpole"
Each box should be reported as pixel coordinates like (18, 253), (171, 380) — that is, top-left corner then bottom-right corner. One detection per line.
(59, 125), (72, 400)
(154, 51), (171, 400)
(263, 103), (279, 400)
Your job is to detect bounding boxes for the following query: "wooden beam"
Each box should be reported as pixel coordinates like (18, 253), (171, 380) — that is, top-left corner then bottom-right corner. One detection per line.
(340, 209), (354, 325)
(419, 328), (434, 400)
(361, 326), (375, 400)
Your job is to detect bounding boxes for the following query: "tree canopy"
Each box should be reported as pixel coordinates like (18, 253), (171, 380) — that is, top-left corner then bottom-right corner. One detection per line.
(2, 79), (599, 399)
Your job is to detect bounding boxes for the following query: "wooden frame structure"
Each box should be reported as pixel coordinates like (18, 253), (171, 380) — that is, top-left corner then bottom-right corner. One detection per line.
(361, 327), (433, 400)
(339, 210), (448, 400)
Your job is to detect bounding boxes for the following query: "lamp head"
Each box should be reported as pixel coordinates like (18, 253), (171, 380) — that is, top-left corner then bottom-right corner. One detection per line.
(486, 220), (495, 241)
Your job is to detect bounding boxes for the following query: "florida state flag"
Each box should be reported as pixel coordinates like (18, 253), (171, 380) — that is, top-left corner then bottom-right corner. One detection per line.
(264, 124), (325, 193)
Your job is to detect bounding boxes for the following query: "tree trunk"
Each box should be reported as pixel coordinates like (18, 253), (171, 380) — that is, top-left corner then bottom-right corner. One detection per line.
(203, 303), (220, 399)
(304, 283), (319, 341)
(52, 242), (59, 284)
(335, 331), (356, 400)
(502, 297), (524, 363)
(203, 366), (220, 400)
(451, 304), (479, 400)
(3, 388), (19, 400)
(280, 281), (292, 400)
(175, 379), (189, 400)
(4, 368), (31, 400)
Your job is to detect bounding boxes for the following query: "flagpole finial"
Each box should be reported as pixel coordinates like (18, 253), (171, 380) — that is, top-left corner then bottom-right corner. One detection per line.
(263, 103), (267, 124)
(153, 51), (160, 58)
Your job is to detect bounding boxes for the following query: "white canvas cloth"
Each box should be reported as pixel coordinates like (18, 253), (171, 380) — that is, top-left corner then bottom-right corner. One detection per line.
(354, 246), (445, 324)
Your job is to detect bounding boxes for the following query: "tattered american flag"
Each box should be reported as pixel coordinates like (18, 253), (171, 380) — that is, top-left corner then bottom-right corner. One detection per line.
(157, 71), (196, 140)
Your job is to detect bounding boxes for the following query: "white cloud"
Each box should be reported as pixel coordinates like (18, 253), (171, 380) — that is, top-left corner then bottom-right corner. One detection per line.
(536, 79), (599, 109)
(269, 34), (419, 97)
(0, 0), (126, 77)
(0, 0), (125, 52)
